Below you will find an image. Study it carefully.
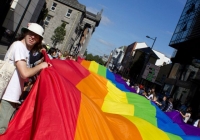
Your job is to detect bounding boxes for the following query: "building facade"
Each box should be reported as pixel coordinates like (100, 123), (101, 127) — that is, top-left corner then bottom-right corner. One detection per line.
(164, 0), (200, 119)
(121, 42), (148, 72)
(2, 0), (45, 37)
(153, 50), (171, 66)
(44, 0), (102, 55)
(107, 46), (127, 71)
(0, 0), (13, 39)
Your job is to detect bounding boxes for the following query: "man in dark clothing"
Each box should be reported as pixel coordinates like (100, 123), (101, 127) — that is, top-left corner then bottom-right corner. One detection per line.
(156, 96), (167, 111)
(30, 44), (47, 67)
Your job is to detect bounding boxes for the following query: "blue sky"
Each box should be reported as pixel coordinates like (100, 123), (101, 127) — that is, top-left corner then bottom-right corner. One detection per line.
(78, 0), (187, 58)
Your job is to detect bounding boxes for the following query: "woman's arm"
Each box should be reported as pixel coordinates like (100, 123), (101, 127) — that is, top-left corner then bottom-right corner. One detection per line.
(179, 112), (190, 118)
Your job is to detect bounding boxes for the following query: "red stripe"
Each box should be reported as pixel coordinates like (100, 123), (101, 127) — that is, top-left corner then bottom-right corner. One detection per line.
(0, 54), (92, 139)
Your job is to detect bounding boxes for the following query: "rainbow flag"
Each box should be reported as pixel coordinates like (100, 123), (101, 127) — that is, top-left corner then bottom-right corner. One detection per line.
(0, 58), (199, 140)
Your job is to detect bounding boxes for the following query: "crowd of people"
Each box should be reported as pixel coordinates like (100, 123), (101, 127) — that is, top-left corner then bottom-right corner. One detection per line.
(124, 78), (200, 128)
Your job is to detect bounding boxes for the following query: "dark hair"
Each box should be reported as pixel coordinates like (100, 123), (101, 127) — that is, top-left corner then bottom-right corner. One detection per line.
(168, 98), (173, 102)
(71, 55), (77, 61)
(41, 44), (47, 51)
(63, 51), (69, 57)
(17, 29), (43, 52)
(187, 107), (192, 113)
(48, 47), (56, 55)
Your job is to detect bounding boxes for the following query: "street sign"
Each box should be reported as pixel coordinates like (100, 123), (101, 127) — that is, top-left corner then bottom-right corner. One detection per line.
(142, 63), (160, 82)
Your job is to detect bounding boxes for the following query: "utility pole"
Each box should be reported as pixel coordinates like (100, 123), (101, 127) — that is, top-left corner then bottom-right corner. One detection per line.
(137, 36), (157, 83)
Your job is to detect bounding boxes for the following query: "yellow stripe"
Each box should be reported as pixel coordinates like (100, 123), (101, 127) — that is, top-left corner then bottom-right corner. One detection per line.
(88, 61), (99, 73)
(124, 115), (170, 140)
(106, 81), (129, 103)
(102, 81), (134, 116)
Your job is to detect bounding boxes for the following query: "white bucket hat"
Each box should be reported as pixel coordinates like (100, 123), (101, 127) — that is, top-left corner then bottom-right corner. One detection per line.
(21, 23), (44, 38)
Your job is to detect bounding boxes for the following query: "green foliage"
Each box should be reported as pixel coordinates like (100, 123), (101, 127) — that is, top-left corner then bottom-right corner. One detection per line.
(37, 2), (48, 23)
(51, 23), (66, 47)
(86, 53), (93, 61)
(85, 53), (104, 65)
(84, 49), (88, 56)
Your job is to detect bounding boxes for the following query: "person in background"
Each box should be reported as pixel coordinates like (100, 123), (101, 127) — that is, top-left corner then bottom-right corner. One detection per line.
(126, 79), (130, 86)
(56, 49), (62, 59)
(46, 44), (50, 51)
(134, 84), (140, 94)
(47, 47), (57, 59)
(30, 44), (47, 68)
(63, 51), (69, 57)
(147, 88), (152, 96)
(139, 86), (145, 95)
(147, 88), (156, 100)
(193, 118), (200, 128)
(180, 107), (192, 123)
(66, 55), (77, 61)
(142, 91), (148, 99)
(156, 96), (167, 111)
(0, 23), (48, 134)
(165, 98), (174, 112)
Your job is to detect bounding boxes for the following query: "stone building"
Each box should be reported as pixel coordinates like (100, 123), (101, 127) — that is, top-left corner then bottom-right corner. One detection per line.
(44, 0), (102, 56)
(0, 0), (45, 41)
(107, 46), (127, 71)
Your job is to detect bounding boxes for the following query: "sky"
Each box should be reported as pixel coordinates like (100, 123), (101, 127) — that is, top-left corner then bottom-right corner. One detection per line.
(78, 0), (187, 58)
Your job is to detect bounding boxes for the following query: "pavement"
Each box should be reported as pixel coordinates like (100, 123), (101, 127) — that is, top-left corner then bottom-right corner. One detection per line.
(0, 44), (8, 60)
(0, 37), (11, 60)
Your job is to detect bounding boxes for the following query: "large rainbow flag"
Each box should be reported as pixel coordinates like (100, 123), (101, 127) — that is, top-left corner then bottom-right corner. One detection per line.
(0, 55), (200, 140)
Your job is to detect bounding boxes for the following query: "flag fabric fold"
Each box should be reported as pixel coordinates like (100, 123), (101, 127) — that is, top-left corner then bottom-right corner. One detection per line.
(0, 57), (200, 140)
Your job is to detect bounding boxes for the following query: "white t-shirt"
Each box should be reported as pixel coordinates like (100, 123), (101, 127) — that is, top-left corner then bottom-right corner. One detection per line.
(193, 119), (199, 127)
(136, 86), (140, 94)
(126, 81), (130, 86)
(48, 54), (53, 59)
(148, 94), (154, 100)
(184, 113), (191, 123)
(2, 41), (30, 103)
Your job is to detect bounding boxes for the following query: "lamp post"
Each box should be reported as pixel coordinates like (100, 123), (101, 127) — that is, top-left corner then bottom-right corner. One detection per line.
(146, 36), (157, 49)
(137, 35), (157, 84)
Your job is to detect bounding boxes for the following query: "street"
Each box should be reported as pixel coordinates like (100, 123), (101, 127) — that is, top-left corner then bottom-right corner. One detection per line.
(0, 54), (5, 60)
(0, 42), (9, 60)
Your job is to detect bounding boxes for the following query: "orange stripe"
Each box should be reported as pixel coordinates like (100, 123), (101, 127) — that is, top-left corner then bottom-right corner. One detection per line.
(74, 93), (115, 140)
(74, 94), (143, 140)
(76, 73), (107, 107)
(75, 73), (143, 139)
(81, 60), (91, 70)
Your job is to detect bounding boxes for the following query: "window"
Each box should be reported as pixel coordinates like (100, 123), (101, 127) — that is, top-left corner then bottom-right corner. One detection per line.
(44, 15), (52, 26)
(66, 9), (72, 17)
(50, 2), (57, 11)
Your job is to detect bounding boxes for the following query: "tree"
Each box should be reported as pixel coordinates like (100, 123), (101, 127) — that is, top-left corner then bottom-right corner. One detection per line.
(51, 23), (66, 47)
(84, 49), (88, 57)
(85, 53), (104, 65)
(37, 2), (48, 24)
(85, 53), (93, 61)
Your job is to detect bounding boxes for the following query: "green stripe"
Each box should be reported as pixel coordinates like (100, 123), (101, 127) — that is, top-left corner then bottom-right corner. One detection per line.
(97, 64), (107, 77)
(126, 92), (157, 126)
(166, 132), (182, 140)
